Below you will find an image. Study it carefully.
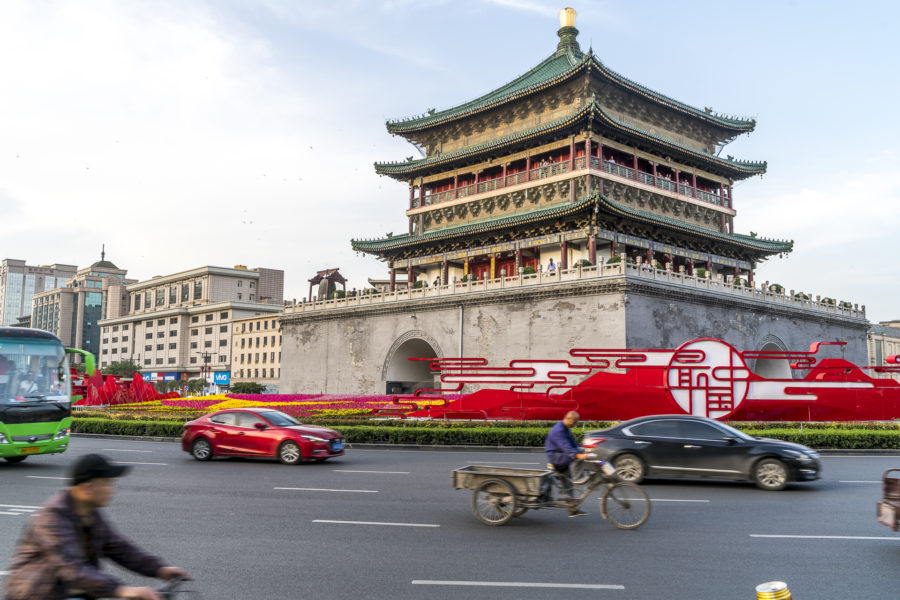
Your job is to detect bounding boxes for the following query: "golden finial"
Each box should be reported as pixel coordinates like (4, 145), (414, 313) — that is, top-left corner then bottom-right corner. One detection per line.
(559, 7), (577, 28)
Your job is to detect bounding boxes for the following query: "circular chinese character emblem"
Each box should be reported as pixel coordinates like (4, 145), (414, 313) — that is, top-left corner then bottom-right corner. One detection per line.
(666, 338), (750, 419)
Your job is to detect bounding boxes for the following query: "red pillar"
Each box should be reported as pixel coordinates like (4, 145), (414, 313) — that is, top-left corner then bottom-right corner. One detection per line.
(442, 260), (448, 285)
(560, 240), (568, 270)
(389, 268), (396, 293)
(407, 266), (414, 288)
(632, 154), (638, 179)
(646, 248), (652, 265)
(409, 183), (415, 209)
(589, 235), (597, 265)
(453, 173), (459, 199)
(515, 248), (522, 273)
(502, 163), (508, 187)
(570, 137), (576, 171)
(585, 138), (591, 167)
(526, 156), (532, 181)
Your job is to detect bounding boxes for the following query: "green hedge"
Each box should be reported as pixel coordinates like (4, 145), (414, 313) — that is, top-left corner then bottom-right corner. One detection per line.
(71, 417), (900, 449)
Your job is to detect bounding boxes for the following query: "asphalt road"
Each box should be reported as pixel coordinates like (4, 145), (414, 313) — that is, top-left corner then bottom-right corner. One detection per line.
(1, 438), (898, 600)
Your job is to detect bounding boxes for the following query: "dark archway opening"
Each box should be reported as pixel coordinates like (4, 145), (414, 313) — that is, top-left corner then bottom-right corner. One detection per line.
(385, 338), (438, 395)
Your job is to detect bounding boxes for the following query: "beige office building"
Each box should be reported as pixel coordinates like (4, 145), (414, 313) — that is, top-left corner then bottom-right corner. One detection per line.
(97, 265), (284, 388)
(231, 313), (283, 391)
(869, 321), (900, 383)
(0, 259), (77, 326)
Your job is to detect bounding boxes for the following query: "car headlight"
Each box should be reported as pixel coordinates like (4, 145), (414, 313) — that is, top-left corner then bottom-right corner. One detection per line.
(300, 434), (327, 443)
(54, 428), (70, 440)
(0, 433), (8, 444)
(783, 449), (814, 461)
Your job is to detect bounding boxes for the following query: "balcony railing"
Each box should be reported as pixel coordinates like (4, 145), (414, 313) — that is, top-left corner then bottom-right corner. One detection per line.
(285, 263), (864, 319)
(414, 158), (730, 210)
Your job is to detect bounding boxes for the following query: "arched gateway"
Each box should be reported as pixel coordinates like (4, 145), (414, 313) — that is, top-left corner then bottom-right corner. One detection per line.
(382, 331), (443, 395)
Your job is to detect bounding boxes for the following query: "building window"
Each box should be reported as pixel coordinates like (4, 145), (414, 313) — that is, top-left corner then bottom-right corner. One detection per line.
(270, 352), (275, 362)
(204, 341), (212, 348)
(205, 314), (213, 322)
(146, 319), (154, 326)
(111, 337), (118, 343)
(145, 333), (153, 340)
(170, 317), (178, 324)
(144, 293), (150, 309)
(145, 344), (152, 351)
(237, 293), (242, 300)
(157, 332), (165, 338)
(219, 325), (227, 333)
(156, 344), (163, 350)
(122, 336), (128, 342)
(111, 348), (117, 354)
(219, 355), (227, 363)
(241, 338), (245, 348)
(205, 327), (212, 334)
(169, 286), (176, 304)
(120, 347), (127, 354)
(270, 335), (275, 346)
(155, 289), (165, 307)
(191, 316), (199, 323)
(144, 359), (151, 365)
(170, 330), (177, 337)
(190, 342), (198, 349)
(133, 295), (140, 311)
(169, 343), (176, 350)
(155, 358), (163, 365)
(157, 319), (165, 326)
(123, 325), (129, 331)
(219, 339), (227, 347)
(102, 338), (109, 345)
(249, 282), (255, 289)
(189, 357), (197, 364)
(193, 281), (202, 300)
(182, 283), (190, 302)
(249, 294), (255, 301)
(237, 281), (242, 287)
(168, 357), (176, 364)
(220, 312), (228, 319)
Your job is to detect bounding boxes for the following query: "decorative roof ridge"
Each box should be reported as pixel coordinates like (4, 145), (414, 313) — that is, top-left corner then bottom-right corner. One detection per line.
(376, 99), (766, 177)
(588, 54), (756, 131)
(386, 51), (585, 134)
(594, 192), (793, 253)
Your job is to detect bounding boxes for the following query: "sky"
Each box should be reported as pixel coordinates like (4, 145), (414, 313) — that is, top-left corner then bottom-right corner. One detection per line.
(1, 0), (898, 322)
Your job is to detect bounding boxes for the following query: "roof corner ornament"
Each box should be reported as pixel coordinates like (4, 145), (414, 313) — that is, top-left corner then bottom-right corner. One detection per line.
(556, 7), (580, 54)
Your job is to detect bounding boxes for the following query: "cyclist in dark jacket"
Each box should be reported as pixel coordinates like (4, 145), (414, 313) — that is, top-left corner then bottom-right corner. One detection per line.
(3, 454), (189, 600)
(545, 411), (589, 517)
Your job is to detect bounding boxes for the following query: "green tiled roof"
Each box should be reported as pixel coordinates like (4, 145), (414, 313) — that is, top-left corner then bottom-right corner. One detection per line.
(376, 99), (766, 179)
(386, 42), (754, 136)
(350, 192), (791, 257)
(351, 197), (594, 253)
(595, 194), (793, 254)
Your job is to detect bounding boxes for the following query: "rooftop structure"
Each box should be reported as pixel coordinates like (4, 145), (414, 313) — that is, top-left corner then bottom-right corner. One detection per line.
(353, 8), (790, 290)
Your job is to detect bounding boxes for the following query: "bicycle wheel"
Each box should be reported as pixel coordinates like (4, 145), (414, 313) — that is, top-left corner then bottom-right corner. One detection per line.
(472, 478), (517, 526)
(600, 482), (650, 530)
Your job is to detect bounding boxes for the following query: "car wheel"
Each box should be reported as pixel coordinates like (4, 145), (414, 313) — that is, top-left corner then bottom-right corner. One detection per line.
(754, 458), (788, 491)
(191, 438), (213, 462)
(613, 454), (645, 483)
(4, 456), (27, 464)
(278, 441), (302, 465)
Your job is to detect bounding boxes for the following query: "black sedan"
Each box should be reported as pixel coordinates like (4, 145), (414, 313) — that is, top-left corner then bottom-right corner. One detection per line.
(581, 415), (821, 491)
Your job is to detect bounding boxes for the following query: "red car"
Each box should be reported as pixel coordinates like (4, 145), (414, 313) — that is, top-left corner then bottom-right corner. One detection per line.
(181, 408), (345, 465)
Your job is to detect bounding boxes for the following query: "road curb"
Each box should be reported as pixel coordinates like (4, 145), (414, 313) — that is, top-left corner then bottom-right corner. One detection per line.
(69, 434), (900, 455)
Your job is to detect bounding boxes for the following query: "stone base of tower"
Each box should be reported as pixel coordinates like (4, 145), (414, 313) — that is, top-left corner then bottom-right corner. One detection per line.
(279, 271), (868, 396)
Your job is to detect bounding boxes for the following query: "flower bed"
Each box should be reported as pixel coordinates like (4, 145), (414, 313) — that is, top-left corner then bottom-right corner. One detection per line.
(103, 393), (461, 419)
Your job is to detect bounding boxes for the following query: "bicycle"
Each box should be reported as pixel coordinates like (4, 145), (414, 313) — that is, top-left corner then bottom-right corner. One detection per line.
(158, 577), (200, 599)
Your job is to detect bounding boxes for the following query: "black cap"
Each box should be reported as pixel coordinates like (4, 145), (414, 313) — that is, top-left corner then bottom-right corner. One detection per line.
(70, 453), (130, 485)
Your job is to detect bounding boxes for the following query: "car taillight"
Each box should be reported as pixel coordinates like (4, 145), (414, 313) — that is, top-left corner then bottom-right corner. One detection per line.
(582, 437), (607, 448)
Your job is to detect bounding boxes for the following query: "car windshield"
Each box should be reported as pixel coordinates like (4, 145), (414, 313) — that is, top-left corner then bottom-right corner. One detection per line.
(264, 411), (301, 427)
(0, 338), (69, 404)
(716, 421), (755, 441)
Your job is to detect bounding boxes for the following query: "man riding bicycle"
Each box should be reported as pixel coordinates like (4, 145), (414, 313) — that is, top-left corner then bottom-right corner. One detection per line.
(3, 453), (190, 600)
(545, 410), (590, 517)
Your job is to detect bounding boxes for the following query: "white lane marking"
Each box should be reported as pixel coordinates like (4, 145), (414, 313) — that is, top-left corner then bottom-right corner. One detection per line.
(839, 480), (881, 483)
(0, 512), (25, 516)
(0, 504), (41, 509)
(314, 520), (438, 528)
(412, 580), (623, 590)
(649, 498), (710, 503)
(332, 470), (410, 474)
(274, 487), (378, 493)
(25, 476), (67, 480)
(113, 461), (168, 466)
(101, 448), (153, 453)
(751, 534), (900, 541)
(0, 570), (9, 575)
(474, 461), (542, 465)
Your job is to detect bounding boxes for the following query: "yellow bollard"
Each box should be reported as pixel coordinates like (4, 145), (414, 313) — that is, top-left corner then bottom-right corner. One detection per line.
(755, 581), (791, 599)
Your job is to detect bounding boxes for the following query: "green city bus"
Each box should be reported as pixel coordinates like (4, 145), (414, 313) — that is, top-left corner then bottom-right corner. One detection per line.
(0, 327), (94, 463)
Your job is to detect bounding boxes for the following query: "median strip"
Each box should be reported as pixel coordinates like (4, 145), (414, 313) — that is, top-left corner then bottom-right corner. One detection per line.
(412, 580), (623, 590)
(314, 520), (438, 528)
(332, 470), (410, 474)
(274, 487), (378, 493)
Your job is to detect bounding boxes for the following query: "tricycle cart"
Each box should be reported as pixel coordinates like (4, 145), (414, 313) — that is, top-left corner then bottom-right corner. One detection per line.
(452, 459), (650, 528)
(877, 468), (899, 532)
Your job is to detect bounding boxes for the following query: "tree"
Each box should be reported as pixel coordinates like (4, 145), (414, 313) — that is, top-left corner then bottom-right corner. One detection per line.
(186, 378), (206, 395)
(104, 360), (140, 377)
(230, 381), (266, 394)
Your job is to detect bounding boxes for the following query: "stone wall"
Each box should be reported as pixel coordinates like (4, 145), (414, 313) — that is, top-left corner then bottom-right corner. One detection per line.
(281, 274), (869, 394)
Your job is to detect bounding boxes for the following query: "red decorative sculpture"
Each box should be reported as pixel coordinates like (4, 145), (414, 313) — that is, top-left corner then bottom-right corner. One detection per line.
(405, 338), (900, 421)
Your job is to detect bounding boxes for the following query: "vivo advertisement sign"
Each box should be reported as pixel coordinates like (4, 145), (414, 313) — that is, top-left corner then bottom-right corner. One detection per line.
(141, 373), (181, 382)
(213, 371), (231, 386)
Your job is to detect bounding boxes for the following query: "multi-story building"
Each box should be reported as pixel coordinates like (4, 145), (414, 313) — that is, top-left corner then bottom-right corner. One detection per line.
(869, 321), (900, 382)
(97, 265), (284, 388)
(0, 260), (77, 326)
(230, 313), (283, 391)
(31, 253), (134, 357)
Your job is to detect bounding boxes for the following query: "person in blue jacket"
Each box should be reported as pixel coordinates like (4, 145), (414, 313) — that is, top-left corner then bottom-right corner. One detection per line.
(545, 410), (590, 517)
